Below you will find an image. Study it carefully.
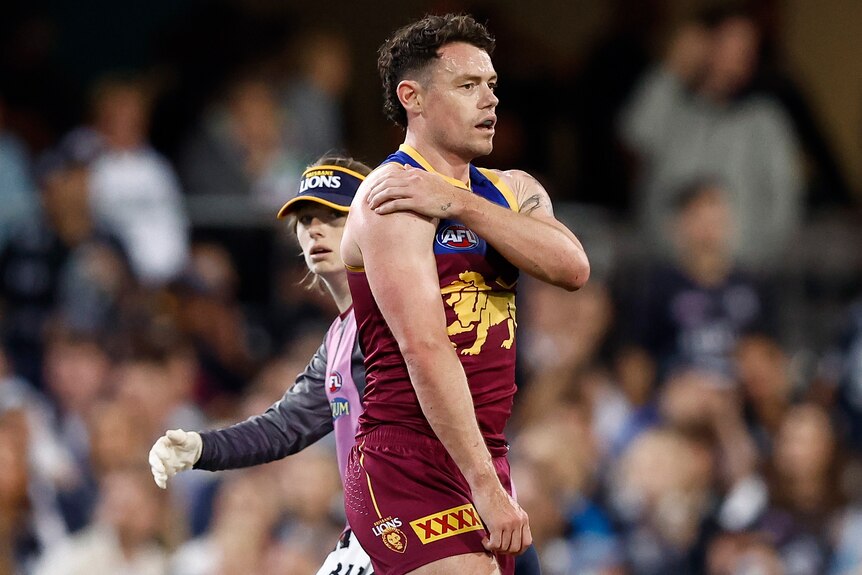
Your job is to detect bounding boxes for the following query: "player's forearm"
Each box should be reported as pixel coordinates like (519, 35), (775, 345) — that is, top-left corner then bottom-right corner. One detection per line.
(196, 388), (333, 470)
(196, 340), (334, 470)
(457, 196), (589, 290)
(403, 343), (499, 491)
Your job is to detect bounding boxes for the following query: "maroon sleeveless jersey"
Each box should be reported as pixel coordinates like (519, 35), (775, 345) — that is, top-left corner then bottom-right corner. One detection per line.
(347, 145), (520, 457)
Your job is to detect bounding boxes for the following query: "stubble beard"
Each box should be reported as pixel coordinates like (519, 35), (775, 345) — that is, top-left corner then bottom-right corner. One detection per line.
(453, 133), (494, 163)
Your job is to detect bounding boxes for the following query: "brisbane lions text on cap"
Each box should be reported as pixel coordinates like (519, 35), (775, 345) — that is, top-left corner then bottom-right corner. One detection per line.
(277, 164), (366, 218)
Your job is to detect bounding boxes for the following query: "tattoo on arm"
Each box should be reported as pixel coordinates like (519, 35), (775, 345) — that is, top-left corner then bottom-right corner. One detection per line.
(520, 194), (545, 215)
(441, 202), (452, 212)
(518, 173), (554, 216)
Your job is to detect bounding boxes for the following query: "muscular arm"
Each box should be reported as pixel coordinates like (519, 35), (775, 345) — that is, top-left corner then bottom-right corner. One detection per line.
(466, 169), (588, 290)
(367, 166), (589, 290)
(352, 190), (498, 488)
(349, 168), (531, 553)
(194, 340), (334, 471)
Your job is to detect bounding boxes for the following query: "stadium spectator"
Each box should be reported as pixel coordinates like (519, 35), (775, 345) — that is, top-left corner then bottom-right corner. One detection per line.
(618, 180), (770, 387)
(33, 467), (169, 575)
(758, 403), (847, 575)
(172, 242), (257, 411)
(0, 96), (37, 252)
(0, 136), (127, 388)
(609, 427), (714, 574)
(0, 408), (67, 574)
(179, 75), (304, 212)
(280, 30), (350, 163)
(619, 7), (802, 271)
(170, 469), (292, 575)
(827, 297), (862, 450)
(736, 332), (797, 454)
(85, 75), (190, 286)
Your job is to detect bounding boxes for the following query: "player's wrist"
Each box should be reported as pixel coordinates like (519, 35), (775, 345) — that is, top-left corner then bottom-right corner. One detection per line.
(463, 460), (500, 493)
(451, 187), (480, 221)
(189, 431), (203, 463)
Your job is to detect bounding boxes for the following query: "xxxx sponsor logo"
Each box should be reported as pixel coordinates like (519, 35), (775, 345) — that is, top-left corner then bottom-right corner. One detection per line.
(409, 503), (484, 544)
(372, 516), (407, 553)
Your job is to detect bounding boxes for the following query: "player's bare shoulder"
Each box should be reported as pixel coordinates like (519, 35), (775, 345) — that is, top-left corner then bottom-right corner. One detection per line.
(343, 162), (437, 263)
(342, 167), (398, 268)
(493, 169), (554, 216)
(349, 163), (401, 211)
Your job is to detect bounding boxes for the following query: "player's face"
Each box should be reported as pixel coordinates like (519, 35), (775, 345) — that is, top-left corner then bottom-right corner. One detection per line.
(422, 42), (499, 160)
(294, 204), (347, 278)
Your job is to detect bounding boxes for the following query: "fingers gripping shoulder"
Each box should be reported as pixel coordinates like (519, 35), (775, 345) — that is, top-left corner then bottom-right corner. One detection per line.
(354, 164), (404, 204)
(148, 429), (203, 489)
(348, 164), (428, 230)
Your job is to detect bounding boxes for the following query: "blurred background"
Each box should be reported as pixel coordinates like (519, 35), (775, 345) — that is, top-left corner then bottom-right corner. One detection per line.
(1, 0), (861, 573)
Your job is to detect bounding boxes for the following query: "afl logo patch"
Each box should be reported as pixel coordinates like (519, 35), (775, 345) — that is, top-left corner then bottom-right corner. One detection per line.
(436, 223), (479, 250)
(328, 372), (342, 392)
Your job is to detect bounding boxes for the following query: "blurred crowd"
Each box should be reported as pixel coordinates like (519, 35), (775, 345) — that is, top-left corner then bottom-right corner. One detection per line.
(1, 1), (861, 574)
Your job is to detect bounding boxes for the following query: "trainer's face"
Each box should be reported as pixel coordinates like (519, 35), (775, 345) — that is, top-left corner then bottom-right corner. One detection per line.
(294, 203), (347, 279)
(422, 42), (498, 160)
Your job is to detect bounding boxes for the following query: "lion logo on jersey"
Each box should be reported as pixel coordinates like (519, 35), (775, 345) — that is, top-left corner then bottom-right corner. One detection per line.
(372, 516), (407, 553)
(444, 271), (516, 355)
(382, 528), (407, 553)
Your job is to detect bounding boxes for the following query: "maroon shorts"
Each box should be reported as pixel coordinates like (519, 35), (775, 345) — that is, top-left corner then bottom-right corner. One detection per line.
(344, 425), (514, 575)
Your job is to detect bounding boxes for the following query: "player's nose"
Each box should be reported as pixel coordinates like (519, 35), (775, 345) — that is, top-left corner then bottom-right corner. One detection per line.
(481, 85), (499, 108)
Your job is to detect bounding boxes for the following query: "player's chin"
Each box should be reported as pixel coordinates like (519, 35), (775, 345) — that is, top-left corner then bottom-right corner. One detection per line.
(470, 140), (494, 158)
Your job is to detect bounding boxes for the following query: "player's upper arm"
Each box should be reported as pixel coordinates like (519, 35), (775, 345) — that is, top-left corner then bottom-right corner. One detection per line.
(501, 169), (557, 219)
(497, 168), (590, 290)
(351, 178), (451, 357)
(501, 168), (586, 236)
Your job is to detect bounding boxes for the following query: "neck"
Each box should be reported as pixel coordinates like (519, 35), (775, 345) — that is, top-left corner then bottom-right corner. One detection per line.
(697, 81), (732, 106)
(52, 214), (93, 247)
(403, 130), (471, 183)
(322, 274), (352, 313)
(680, 249), (732, 287)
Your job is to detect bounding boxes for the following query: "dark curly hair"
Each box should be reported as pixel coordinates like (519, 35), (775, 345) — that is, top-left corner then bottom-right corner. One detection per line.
(378, 13), (495, 127)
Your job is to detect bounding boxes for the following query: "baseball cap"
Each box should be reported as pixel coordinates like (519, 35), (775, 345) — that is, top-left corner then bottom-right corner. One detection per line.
(277, 164), (367, 219)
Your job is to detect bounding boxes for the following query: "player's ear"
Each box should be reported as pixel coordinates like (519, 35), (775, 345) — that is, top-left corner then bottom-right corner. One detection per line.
(397, 79), (422, 115)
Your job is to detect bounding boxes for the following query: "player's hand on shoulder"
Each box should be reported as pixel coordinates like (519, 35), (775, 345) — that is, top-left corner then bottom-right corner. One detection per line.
(472, 483), (532, 555)
(148, 429), (202, 489)
(366, 164), (462, 219)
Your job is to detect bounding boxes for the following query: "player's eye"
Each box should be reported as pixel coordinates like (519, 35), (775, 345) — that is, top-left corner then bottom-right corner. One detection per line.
(488, 82), (498, 92)
(460, 82), (475, 90)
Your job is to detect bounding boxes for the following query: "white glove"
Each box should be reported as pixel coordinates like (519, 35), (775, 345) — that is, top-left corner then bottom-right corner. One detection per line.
(148, 429), (203, 489)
